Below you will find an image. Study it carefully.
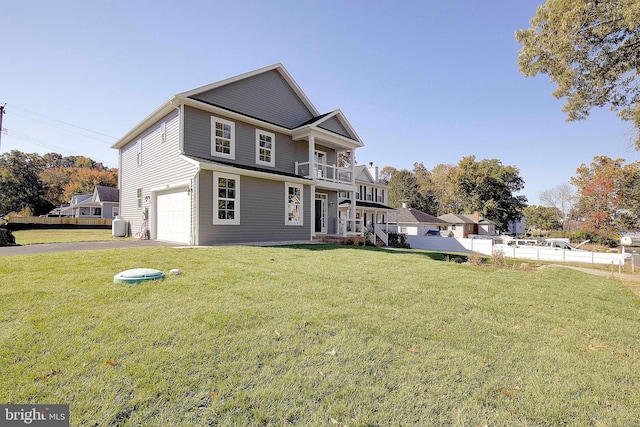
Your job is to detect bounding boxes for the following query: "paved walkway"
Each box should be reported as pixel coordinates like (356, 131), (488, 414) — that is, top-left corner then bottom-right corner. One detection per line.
(0, 239), (174, 256)
(551, 265), (640, 282)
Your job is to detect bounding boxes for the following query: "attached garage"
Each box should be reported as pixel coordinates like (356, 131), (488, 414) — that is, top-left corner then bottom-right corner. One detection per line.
(155, 187), (191, 244)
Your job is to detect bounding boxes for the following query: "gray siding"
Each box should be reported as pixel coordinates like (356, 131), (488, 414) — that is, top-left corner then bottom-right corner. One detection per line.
(119, 109), (197, 238)
(318, 116), (352, 139)
(197, 170), (311, 244)
(191, 70), (315, 129)
(183, 106), (309, 174)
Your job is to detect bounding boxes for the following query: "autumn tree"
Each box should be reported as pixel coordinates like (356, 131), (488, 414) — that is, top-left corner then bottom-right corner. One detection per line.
(571, 155), (640, 233)
(516, 0), (640, 147)
(378, 166), (397, 185)
(429, 163), (461, 215)
(456, 156), (528, 232)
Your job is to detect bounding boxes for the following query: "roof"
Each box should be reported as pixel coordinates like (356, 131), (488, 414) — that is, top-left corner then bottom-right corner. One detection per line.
(392, 208), (450, 225)
(182, 155), (312, 181)
(339, 200), (394, 211)
(438, 213), (496, 225)
(112, 63), (363, 150)
(94, 186), (119, 203)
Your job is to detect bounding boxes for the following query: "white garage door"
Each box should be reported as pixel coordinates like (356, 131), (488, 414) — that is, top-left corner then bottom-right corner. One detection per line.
(156, 187), (191, 244)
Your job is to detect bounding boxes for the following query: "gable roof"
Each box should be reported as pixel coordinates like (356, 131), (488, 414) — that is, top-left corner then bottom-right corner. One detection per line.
(393, 208), (450, 225)
(354, 165), (375, 184)
(94, 186), (119, 203)
(112, 63), (363, 150)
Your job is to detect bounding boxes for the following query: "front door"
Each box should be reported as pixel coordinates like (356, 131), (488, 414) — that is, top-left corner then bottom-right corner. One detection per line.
(315, 193), (327, 234)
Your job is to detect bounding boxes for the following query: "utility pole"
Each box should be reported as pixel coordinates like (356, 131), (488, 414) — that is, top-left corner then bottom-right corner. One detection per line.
(0, 104), (5, 151)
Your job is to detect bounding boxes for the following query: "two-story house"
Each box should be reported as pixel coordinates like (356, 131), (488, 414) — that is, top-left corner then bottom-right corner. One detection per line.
(112, 64), (364, 245)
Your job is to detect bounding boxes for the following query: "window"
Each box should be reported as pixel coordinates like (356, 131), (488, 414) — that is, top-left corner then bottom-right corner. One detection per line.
(256, 129), (275, 167)
(137, 139), (142, 166)
(113, 207), (119, 217)
(211, 116), (235, 159)
(213, 172), (240, 225)
(285, 183), (303, 225)
(137, 188), (143, 209)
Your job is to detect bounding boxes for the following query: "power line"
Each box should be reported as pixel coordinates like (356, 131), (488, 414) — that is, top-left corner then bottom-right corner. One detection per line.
(10, 110), (116, 144)
(9, 104), (118, 139)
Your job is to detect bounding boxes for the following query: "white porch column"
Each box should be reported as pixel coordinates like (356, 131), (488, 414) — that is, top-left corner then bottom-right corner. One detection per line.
(308, 135), (315, 177)
(350, 150), (355, 184)
(350, 190), (357, 235)
(310, 184), (316, 239)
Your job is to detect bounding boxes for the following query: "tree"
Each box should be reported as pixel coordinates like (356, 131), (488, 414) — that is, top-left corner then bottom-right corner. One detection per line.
(523, 205), (563, 232)
(0, 150), (52, 216)
(570, 155), (640, 233)
(516, 0), (640, 148)
(388, 169), (432, 212)
(455, 156), (528, 232)
(429, 163), (461, 215)
(539, 183), (576, 229)
(379, 166), (397, 185)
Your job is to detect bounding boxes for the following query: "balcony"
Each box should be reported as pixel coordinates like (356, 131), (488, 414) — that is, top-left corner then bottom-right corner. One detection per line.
(295, 162), (353, 185)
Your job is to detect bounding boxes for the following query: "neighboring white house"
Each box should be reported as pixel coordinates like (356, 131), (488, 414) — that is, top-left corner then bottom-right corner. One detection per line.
(52, 186), (119, 219)
(388, 205), (450, 236)
(438, 212), (496, 238)
(338, 163), (394, 238)
(506, 216), (526, 235)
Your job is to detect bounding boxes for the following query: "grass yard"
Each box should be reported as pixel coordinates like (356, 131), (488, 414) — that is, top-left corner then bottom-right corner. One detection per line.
(11, 228), (114, 245)
(2, 245), (640, 426)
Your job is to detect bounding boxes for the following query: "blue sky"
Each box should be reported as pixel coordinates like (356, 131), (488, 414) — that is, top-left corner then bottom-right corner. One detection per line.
(2, 0), (638, 204)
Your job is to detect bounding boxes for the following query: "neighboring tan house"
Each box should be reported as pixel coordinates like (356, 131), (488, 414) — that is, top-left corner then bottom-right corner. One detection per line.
(111, 63), (365, 245)
(389, 205), (450, 236)
(438, 212), (496, 238)
(52, 186), (119, 219)
(338, 163), (394, 242)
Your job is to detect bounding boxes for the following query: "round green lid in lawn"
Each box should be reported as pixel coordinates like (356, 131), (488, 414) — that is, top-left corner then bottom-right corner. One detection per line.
(114, 268), (165, 284)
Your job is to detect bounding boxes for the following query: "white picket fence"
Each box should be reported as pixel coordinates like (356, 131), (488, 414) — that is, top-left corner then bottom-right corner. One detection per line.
(406, 236), (632, 267)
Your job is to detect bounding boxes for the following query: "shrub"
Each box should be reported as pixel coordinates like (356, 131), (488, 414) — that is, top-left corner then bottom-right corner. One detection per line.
(388, 232), (410, 249)
(492, 249), (506, 268)
(467, 252), (485, 266)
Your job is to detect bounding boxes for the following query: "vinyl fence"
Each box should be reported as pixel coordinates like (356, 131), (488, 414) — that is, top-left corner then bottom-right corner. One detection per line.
(407, 236), (632, 267)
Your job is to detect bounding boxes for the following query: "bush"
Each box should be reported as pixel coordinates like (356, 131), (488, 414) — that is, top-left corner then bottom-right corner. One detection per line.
(492, 249), (506, 268)
(467, 252), (486, 266)
(343, 238), (355, 246)
(388, 232), (410, 249)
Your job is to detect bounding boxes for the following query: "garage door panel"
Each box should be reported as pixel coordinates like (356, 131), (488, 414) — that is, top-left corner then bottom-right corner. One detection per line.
(156, 188), (190, 244)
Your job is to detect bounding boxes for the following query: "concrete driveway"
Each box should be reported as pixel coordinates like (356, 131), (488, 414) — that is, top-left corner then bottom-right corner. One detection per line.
(0, 239), (177, 256)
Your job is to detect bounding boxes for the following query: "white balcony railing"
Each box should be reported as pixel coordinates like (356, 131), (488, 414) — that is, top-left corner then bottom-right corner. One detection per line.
(296, 162), (353, 185)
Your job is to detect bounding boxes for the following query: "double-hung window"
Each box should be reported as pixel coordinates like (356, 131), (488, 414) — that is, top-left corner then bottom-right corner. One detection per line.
(211, 116), (235, 159)
(285, 183), (303, 225)
(213, 172), (240, 225)
(256, 129), (275, 167)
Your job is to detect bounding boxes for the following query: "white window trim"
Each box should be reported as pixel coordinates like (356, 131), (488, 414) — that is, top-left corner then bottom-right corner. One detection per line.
(285, 182), (303, 226)
(211, 116), (235, 160)
(137, 188), (143, 209)
(213, 172), (240, 225)
(255, 129), (275, 167)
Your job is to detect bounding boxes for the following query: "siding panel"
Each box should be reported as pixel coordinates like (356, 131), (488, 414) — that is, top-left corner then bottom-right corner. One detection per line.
(198, 170), (311, 244)
(119, 109), (197, 239)
(318, 116), (351, 139)
(191, 70), (315, 129)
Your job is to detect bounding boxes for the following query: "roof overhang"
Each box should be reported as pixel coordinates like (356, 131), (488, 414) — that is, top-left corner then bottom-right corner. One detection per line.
(181, 155), (311, 185)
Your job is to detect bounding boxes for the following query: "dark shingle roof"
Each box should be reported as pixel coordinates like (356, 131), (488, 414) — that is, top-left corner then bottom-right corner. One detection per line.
(394, 208), (450, 224)
(95, 186), (119, 202)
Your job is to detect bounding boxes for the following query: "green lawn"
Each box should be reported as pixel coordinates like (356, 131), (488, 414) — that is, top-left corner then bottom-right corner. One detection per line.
(2, 245), (640, 426)
(11, 228), (114, 245)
